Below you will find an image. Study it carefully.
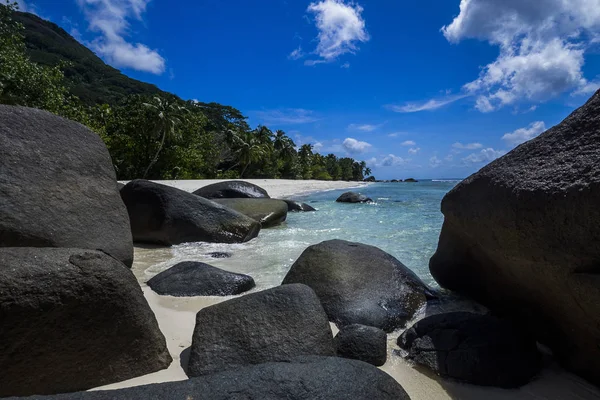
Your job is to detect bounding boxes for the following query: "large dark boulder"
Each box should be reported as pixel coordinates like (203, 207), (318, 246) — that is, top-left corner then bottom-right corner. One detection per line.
(188, 284), (335, 376)
(0, 248), (172, 397)
(335, 324), (387, 366)
(120, 180), (260, 245)
(335, 192), (372, 203)
(147, 261), (255, 296)
(429, 90), (600, 385)
(398, 312), (541, 388)
(0, 105), (133, 267)
(212, 198), (288, 228)
(282, 240), (436, 332)
(10, 357), (410, 400)
(193, 180), (270, 199)
(282, 199), (317, 212)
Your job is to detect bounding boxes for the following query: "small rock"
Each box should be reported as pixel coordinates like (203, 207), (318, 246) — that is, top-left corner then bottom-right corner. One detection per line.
(205, 252), (232, 259)
(147, 262), (255, 297)
(282, 199), (317, 212)
(335, 192), (373, 203)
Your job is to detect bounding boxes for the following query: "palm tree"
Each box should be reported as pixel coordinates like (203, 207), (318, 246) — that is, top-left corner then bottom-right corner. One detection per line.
(142, 97), (187, 178)
(235, 131), (267, 178)
(274, 130), (296, 160)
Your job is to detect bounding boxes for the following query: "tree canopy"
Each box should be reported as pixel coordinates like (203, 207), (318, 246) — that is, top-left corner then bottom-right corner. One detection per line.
(0, 3), (372, 182)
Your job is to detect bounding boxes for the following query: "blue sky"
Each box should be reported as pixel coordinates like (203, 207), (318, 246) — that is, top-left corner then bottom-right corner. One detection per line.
(17, 0), (600, 179)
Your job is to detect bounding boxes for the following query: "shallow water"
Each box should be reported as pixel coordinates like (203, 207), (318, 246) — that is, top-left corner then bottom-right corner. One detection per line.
(135, 180), (458, 288)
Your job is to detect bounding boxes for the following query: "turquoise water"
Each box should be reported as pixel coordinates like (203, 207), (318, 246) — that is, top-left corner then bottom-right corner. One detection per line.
(139, 180), (458, 289)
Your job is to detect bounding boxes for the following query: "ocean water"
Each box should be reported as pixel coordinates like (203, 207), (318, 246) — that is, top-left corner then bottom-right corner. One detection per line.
(136, 180), (459, 289)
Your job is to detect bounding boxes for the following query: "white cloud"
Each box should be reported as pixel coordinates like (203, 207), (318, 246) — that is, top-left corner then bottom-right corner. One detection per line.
(388, 133), (399, 138)
(401, 140), (416, 146)
(77, 0), (165, 74)
(572, 80), (600, 96)
(462, 148), (506, 165)
(430, 156), (442, 168)
(304, 0), (369, 64)
(313, 141), (324, 152)
(386, 94), (468, 113)
(443, 0), (600, 111)
(380, 154), (407, 167)
(408, 147), (420, 154)
(341, 62), (351, 68)
(254, 109), (319, 125)
(452, 142), (483, 150)
(288, 46), (304, 60)
(502, 121), (546, 147)
(343, 137), (372, 154)
(348, 123), (383, 132)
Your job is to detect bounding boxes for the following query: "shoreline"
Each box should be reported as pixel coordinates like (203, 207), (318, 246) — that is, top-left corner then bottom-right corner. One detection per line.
(102, 179), (600, 399)
(119, 179), (371, 199)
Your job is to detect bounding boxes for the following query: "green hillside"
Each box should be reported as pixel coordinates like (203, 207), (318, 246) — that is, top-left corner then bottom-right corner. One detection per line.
(14, 11), (168, 105)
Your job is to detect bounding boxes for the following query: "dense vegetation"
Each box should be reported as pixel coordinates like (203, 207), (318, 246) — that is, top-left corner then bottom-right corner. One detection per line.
(0, 3), (371, 181)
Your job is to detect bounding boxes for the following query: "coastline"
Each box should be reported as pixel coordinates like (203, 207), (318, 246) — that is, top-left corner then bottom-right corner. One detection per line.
(119, 179), (371, 199)
(99, 180), (600, 400)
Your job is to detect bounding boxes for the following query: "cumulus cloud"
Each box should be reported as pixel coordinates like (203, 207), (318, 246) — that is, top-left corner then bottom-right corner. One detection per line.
(343, 137), (372, 154)
(401, 140), (416, 146)
(462, 148), (506, 165)
(380, 154), (407, 167)
(254, 109), (319, 125)
(408, 147), (420, 154)
(452, 142), (483, 150)
(302, 0), (369, 64)
(386, 94), (468, 113)
(77, 0), (165, 74)
(502, 121), (546, 147)
(442, 0), (600, 111)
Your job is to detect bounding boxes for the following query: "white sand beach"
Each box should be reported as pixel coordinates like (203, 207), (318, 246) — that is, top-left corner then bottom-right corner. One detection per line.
(98, 179), (600, 400)
(121, 178), (370, 199)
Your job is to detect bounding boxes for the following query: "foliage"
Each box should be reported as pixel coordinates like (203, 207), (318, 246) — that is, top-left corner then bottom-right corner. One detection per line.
(0, 6), (373, 182)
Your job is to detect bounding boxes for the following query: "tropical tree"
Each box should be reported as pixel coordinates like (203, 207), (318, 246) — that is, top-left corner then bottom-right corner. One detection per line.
(0, 1), (69, 113)
(142, 96), (188, 178)
(234, 130), (268, 178)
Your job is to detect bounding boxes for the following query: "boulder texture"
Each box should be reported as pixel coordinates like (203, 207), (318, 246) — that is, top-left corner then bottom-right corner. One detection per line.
(188, 284), (335, 376)
(212, 198), (288, 228)
(0, 248), (172, 397)
(282, 240), (436, 332)
(429, 90), (600, 385)
(398, 312), (541, 388)
(335, 192), (372, 203)
(282, 199), (317, 212)
(0, 105), (133, 267)
(10, 357), (411, 400)
(335, 324), (387, 366)
(120, 180), (260, 245)
(147, 261), (255, 296)
(193, 180), (270, 199)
